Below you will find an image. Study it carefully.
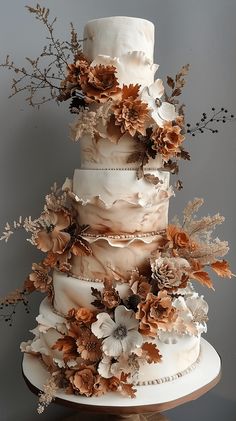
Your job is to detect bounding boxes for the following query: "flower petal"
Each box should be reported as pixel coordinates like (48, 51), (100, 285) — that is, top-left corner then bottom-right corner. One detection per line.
(122, 330), (143, 353)
(114, 306), (138, 330)
(148, 79), (164, 99)
(36, 231), (53, 252)
(103, 336), (123, 357)
(91, 312), (116, 339)
(98, 355), (113, 378)
(158, 102), (177, 122)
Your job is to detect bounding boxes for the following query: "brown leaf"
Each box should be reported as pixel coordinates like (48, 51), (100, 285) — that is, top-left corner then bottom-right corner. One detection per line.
(163, 160), (179, 174)
(91, 287), (105, 309)
(142, 342), (162, 364)
(178, 104), (186, 116)
(167, 76), (175, 89)
(136, 165), (144, 180)
(211, 260), (235, 278)
(126, 151), (143, 164)
(106, 115), (123, 143)
(144, 173), (162, 185)
(52, 336), (78, 361)
(191, 271), (214, 289)
(175, 179), (183, 190)
(179, 63), (190, 77)
(178, 148), (191, 160)
(172, 88), (182, 97)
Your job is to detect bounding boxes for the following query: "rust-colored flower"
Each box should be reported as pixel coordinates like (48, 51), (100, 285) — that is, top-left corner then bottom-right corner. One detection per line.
(28, 262), (52, 293)
(69, 365), (97, 397)
(74, 307), (95, 324)
(76, 331), (102, 362)
(35, 210), (71, 254)
(80, 64), (120, 103)
(136, 291), (177, 337)
(167, 225), (196, 251)
(129, 269), (151, 300)
(59, 59), (89, 101)
(67, 60), (89, 85)
(93, 375), (110, 397)
(102, 280), (121, 309)
(113, 96), (149, 137)
(43, 252), (58, 268)
(151, 121), (185, 161)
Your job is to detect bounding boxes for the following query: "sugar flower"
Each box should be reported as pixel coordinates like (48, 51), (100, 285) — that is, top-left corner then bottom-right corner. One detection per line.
(141, 79), (177, 126)
(91, 305), (143, 357)
(151, 256), (190, 291)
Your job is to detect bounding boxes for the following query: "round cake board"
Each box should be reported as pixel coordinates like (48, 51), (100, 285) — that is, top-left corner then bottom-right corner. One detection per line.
(22, 338), (221, 415)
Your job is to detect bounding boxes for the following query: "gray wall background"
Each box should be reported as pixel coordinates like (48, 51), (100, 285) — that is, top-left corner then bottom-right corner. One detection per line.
(0, 1), (235, 420)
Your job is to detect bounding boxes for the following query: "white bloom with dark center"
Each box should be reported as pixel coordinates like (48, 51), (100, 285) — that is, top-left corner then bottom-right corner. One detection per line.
(141, 79), (177, 126)
(91, 305), (143, 357)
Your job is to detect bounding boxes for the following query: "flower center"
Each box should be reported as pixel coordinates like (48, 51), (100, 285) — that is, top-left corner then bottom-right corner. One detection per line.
(46, 223), (55, 233)
(113, 324), (127, 340)
(155, 98), (162, 107)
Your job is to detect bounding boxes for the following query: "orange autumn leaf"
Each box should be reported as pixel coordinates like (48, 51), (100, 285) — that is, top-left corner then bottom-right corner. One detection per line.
(211, 260), (235, 278)
(52, 336), (78, 361)
(191, 271), (214, 290)
(142, 342), (162, 364)
(119, 382), (137, 399)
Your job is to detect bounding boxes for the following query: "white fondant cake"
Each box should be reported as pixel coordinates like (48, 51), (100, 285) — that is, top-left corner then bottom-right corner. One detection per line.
(78, 133), (162, 170)
(72, 169), (171, 234)
(20, 15), (211, 401)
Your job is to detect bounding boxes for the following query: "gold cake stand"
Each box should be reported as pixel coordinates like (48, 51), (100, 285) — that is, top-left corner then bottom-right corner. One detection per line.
(22, 338), (221, 420)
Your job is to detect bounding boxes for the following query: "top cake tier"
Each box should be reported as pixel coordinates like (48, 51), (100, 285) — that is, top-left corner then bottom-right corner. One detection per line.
(83, 16), (155, 63)
(83, 17), (157, 90)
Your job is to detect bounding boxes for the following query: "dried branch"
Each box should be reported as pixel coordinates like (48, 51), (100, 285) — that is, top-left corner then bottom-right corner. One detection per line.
(164, 64), (190, 114)
(0, 287), (31, 326)
(0, 4), (83, 107)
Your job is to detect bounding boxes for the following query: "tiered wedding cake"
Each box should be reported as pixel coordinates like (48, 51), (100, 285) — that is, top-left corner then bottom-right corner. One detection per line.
(19, 17), (230, 402)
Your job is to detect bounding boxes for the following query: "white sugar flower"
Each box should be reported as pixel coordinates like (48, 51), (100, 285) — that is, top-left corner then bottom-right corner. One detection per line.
(185, 294), (209, 325)
(141, 79), (177, 126)
(173, 294), (208, 335)
(91, 305), (143, 357)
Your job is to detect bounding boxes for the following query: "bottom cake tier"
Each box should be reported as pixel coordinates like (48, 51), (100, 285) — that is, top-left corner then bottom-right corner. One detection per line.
(21, 298), (202, 386)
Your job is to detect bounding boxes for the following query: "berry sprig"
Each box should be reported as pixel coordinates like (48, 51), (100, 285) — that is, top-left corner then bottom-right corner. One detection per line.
(186, 107), (235, 137)
(0, 289), (31, 326)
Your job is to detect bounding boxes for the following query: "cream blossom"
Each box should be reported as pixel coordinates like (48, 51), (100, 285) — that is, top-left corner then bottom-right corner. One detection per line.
(98, 353), (139, 381)
(91, 305), (143, 357)
(173, 294), (208, 334)
(151, 256), (190, 290)
(141, 78), (177, 126)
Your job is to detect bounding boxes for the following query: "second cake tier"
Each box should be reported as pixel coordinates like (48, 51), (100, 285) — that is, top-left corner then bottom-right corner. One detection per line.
(71, 234), (162, 281)
(72, 169), (172, 235)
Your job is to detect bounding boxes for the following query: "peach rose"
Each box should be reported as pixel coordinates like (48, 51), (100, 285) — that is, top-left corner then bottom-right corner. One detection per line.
(136, 291), (177, 337)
